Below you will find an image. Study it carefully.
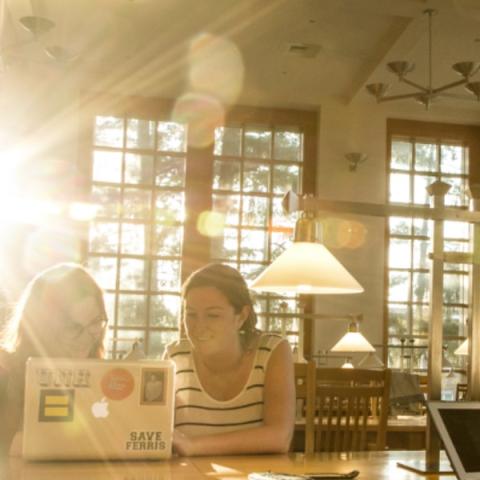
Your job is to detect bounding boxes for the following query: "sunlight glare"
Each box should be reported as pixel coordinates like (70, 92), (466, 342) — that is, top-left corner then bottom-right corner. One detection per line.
(207, 462), (243, 475)
(0, 147), (23, 198)
(23, 227), (82, 274)
(69, 202), (99, 221)
(0, 198), (61, 225)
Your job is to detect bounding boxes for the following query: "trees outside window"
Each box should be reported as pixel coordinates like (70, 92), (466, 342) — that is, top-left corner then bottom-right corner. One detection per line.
(387, 122), (470, 371)
(85, 104), (317, 358)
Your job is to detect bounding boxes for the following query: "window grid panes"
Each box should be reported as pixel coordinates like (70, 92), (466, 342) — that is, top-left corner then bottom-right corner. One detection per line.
(89, 115), (185, 358)
(211, 125), (304, 347)
(88, 114), (314, 357)
(387, 136), (470, 371)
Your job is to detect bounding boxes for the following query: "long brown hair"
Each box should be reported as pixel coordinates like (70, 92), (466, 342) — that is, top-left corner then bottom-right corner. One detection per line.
(0, 263), (107, 450)
(1, 263), (107, 362)
(181, 263), (259, 347)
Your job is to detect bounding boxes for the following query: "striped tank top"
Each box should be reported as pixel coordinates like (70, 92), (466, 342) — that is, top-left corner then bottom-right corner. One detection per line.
(165, 333), (283, 436)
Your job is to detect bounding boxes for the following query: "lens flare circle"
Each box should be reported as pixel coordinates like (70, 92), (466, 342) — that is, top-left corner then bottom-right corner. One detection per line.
(189, 32), (244, 105)
(321, 218), (367, 249)
(197, 210), (225, 237)
(172, 93), (225, 148)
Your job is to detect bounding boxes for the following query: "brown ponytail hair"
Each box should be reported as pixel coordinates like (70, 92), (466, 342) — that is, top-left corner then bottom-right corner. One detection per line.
(181, 263), (258, 348)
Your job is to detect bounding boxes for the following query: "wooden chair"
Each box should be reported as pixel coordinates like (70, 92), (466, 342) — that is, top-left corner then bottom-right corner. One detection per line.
(293, 361), (316, 454)
(311, 368), (391, 453)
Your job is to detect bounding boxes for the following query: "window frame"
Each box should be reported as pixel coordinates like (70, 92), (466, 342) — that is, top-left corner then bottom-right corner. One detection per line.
(385, 118), (480, 371)
(78, 95), (318, 358)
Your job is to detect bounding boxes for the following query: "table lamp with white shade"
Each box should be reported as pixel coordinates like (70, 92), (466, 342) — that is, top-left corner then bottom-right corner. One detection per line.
(250, 211), (363, 294)
(329, 314), (377, 368)
(249, 211), (364, 362)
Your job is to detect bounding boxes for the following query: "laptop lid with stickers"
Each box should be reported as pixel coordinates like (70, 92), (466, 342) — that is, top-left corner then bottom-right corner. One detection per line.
(23, 358), (174, 460)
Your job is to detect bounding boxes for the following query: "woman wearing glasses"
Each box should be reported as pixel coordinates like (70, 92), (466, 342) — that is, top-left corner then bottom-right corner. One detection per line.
(165, 263), (295, 456)
(0, 263), (108, 456)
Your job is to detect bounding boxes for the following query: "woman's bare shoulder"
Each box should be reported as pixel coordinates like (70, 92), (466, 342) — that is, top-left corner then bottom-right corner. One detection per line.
(164, 337), (191, 359)
(256, 332), (286, 349)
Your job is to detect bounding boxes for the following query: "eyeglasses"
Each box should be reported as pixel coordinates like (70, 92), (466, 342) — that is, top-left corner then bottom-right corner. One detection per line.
(65, 316), (108, 340)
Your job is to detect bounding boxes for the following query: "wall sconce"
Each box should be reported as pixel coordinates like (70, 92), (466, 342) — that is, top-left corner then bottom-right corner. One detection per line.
(346, 152), (367, 172)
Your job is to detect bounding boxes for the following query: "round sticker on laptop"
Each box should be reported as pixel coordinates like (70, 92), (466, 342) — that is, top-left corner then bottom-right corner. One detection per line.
(101, 368), (134, 400)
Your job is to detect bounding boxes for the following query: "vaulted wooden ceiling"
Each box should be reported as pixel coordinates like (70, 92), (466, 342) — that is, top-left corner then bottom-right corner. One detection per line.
(2, 0), (480, 111)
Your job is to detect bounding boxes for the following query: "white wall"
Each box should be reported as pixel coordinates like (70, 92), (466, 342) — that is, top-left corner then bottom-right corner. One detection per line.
(313, 98), (480, 365)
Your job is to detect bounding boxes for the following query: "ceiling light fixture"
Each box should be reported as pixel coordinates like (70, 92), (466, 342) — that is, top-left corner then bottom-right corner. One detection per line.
(366, 9), (480, 110)
(44, 45), (77, 63)
(19, 16), (55, 36)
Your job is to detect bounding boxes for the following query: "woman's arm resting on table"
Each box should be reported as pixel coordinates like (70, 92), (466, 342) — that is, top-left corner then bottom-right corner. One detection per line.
(173, 339), (295, 456)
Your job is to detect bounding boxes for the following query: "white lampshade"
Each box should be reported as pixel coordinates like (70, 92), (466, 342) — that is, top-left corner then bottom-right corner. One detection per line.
(249, 242), (364, 294)
(341, 359), (355, 369)
(330, 331), (375, 353)
(454, 338), (469, 356)
(357, 351), (385, 369)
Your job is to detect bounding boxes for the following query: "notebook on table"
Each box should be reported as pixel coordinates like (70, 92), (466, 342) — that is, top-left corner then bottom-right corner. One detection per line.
(23, 358), (175, 460)
(427, 401), (480, 480)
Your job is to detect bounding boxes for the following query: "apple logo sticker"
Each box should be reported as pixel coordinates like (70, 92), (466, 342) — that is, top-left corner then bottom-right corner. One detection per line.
(91, 397), (109, 418)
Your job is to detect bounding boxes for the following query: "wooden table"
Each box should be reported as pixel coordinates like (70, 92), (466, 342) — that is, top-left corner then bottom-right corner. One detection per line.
(1, 450), (454, 480)
(293, 415), (426, 451)
(1, 456), (200, 480)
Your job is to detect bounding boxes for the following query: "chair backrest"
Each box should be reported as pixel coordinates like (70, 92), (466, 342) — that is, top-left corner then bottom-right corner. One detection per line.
(293, 361), (316, 454)
(312, 368), (391, 453)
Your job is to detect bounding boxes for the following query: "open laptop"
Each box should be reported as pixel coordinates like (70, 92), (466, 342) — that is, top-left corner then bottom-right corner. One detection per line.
(23, 358), (175, 461)
(428, 401), (480, 480)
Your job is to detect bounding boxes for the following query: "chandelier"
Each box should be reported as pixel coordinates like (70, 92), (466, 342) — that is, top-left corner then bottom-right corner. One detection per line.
(365, 9), (480, 109)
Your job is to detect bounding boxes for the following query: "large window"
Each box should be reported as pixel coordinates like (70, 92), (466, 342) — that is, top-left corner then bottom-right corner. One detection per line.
(211, 125), (304, 344)
(88, 117), (187, 359)
(84, 103), (317, 358)
(387, 125), (470, 371)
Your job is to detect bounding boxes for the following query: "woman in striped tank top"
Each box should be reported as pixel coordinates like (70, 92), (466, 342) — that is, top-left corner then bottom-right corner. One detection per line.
(164, 263), (295, 456)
